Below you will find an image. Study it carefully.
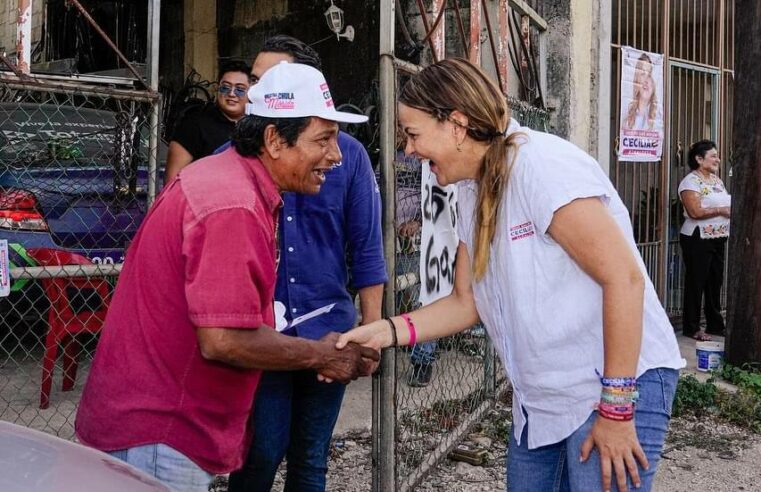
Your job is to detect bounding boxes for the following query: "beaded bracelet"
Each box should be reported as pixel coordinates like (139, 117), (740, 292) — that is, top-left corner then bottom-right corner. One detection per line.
(385, 318), (398, 347)
(600, 392), (640, 404)
(597, 403), (635, 421)
(400, 313), (417, 346)
(599, 375), (637, 387)
(595, 371), (638, 420)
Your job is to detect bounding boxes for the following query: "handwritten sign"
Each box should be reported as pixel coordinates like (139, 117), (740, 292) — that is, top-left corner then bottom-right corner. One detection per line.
(418, 161), (458, 306)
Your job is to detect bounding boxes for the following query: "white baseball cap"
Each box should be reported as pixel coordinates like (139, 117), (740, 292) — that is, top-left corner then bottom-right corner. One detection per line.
(246, 61), (368, 124)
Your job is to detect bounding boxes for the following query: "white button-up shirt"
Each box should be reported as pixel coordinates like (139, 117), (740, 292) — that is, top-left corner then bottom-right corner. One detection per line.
(457, 119), (685, 449)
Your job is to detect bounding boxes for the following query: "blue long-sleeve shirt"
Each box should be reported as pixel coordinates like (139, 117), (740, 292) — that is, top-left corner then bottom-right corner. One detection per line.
(215, 132), (387, 339)
(277, 132), (387, 339)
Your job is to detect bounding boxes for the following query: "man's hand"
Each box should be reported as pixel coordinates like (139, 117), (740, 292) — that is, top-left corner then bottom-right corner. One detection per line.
(398, 220), (421, 237)
(314, 332), (379, 384)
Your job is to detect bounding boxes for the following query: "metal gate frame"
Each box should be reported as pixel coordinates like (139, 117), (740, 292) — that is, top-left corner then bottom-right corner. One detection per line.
(610, 0), (734, 317)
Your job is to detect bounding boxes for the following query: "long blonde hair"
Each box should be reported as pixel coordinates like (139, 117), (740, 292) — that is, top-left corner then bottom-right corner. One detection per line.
(399, 58), (522, 280)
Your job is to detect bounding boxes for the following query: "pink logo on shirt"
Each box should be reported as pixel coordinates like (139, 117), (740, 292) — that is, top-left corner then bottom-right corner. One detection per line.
(510, 221), (535, 241)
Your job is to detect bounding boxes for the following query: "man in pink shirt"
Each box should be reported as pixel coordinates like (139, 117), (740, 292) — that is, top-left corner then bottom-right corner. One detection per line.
(75, 62), (376, 492)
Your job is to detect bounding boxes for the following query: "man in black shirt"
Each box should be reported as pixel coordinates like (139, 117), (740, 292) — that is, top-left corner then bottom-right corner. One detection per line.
(165, 60), (250, 182)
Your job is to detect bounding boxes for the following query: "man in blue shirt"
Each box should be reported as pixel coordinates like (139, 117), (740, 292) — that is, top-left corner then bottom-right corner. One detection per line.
(226, 36), (387, 492)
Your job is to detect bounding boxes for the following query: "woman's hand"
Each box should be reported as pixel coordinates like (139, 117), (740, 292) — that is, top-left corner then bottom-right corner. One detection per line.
(336, 320), (393, 354)
(317, 321), (391, 383)
(580, 416), (648, 492)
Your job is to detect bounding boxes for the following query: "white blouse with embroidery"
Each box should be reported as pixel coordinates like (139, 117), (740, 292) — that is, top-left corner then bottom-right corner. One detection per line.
(677, 171), (731, 239)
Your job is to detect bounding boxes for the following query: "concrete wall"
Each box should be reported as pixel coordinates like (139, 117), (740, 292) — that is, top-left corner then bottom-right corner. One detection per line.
(183, 0), (218, 83)
(0, 1), (44, 59)
(539, 0), (609, 166)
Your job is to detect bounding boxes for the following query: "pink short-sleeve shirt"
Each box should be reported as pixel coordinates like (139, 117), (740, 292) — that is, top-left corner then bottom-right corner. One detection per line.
(75, 148), (282, 474)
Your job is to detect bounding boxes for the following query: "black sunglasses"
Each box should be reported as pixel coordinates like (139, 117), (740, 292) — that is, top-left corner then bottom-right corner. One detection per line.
(219, 85), (247, 98)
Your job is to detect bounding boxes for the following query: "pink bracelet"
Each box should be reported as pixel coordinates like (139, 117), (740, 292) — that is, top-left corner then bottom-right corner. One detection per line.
(400, 313), (417, 346)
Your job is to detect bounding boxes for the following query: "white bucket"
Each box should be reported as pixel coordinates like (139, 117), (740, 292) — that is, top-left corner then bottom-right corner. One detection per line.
(695, 341), (724, 372)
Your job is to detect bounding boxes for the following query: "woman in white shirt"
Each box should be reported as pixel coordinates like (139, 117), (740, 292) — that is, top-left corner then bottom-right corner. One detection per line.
(336, 58), (683, 492)
(677, 140), (731, 341)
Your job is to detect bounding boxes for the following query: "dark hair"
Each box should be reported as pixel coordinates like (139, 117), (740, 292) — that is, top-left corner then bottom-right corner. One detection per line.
(687, 140), (717, 170)
(231, 115), (312, 157)
(218, 60), (251, 82)
(261, 35), (322, 70)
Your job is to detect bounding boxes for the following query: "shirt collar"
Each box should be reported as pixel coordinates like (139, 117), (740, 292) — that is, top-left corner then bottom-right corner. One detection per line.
(505, 117), (521, 136)
(231, 148), (283, 213)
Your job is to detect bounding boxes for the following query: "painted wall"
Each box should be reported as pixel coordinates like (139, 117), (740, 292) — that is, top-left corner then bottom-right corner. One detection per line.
(183, 0), (217, 83)
(539, 0), (608, 165)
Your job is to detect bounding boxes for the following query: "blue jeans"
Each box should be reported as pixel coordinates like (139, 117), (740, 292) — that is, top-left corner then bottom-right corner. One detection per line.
(410, 341), (437, 364)
(227, 369), (347, 492)
(108, 443), (213, 492)
(507, 367), (678, 492)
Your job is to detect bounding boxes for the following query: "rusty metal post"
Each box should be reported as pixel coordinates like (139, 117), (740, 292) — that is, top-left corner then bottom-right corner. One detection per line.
(480, 0), (503, 91)
(147, 0), (161, 205)
(469, 0), (481, 64)
(0, 53), (28, 79)
(497, 0), (509, 95)
(66, 0), (149, 89)
(16, 0), (32, 74)
(658, 0), (671, 302)
(431, 0), (446, 60)
(376, 0), (397, 489)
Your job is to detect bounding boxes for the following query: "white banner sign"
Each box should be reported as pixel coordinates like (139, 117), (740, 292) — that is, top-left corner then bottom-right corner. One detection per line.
(418, 161), (458, 306)
(618, 46), (665, 162)
(0, 240), (10, 298)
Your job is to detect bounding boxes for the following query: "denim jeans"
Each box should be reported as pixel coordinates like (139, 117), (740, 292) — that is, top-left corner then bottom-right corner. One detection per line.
(227, 369), (347, 492)
(108, 443), (213, 492)
(410, 341), (438, 364)
(507, 367), (678, 492)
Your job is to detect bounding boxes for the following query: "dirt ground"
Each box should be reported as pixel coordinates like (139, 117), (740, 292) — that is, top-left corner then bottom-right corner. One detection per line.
(210, 401), (761, 492)
(208, 333), (761, 491)
(324, 411), (761, 491)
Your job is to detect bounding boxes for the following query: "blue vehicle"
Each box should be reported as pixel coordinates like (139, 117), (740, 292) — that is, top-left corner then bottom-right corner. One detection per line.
(0, 101), (161, 333)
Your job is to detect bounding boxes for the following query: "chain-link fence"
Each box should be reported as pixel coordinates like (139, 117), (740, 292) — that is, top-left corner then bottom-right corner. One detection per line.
(0, 74), (160, 439)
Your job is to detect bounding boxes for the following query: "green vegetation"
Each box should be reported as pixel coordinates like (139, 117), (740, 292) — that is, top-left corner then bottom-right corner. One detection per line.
(673, 365), (761, 433)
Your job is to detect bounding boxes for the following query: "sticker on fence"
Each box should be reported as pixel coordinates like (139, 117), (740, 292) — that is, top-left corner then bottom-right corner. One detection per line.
(618, 46), (665, 162)
(0, 240), (10, 297)
(419, 161), (458, 306)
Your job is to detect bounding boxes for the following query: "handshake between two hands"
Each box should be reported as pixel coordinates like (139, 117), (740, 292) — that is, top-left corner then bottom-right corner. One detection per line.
(313, 331), (382, 384)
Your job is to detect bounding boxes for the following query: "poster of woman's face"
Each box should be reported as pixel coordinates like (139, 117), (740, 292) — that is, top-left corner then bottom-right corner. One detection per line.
(618, 47), (665, 162)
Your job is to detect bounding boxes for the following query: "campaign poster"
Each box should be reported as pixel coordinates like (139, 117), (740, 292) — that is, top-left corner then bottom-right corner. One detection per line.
(618, 46), (665, 162)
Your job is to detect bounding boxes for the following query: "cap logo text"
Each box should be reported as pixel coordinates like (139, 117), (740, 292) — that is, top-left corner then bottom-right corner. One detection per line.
(320, 83), (334, 108)
(264, 92), (296, 110)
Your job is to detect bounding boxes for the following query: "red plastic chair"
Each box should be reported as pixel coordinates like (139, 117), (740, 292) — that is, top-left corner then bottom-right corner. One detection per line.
(26, 248), (112, 409)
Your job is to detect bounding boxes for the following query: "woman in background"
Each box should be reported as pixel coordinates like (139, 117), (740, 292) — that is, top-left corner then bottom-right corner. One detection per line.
(678, 140), (731, 341)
